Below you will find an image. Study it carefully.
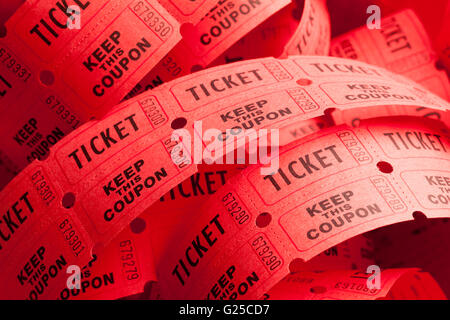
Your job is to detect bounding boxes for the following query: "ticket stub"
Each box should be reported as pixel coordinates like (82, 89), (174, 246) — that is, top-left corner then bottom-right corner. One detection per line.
(0, 164), (94, 299)
(147, 163), (246, 263)
(3, 0), (184, 116)
(140, 55), (449, 147)
(0, 0), (225, 184)
(148, 161), (372, 268)
(0, 199), (155, 299)
(0, 101), (197, 299)
(330, 9), (450, 100)
(328, 10), (450, 128)
(265, 269), (447, 300)
(125, 0), (292, 99)
(179, 0), (290, 65)
(146, 234), (375, 300)
(56, 219), (156, 300)
(156, 116), (450, 299)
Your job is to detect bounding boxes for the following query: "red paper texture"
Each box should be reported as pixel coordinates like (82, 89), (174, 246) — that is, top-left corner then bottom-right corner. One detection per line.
(0, 0), (449, 300)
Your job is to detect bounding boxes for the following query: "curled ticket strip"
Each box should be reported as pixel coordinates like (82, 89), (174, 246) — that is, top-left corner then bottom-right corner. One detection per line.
(0, 0), (449, 300)
(55, 218), (156, 300)
(127, 0), (330, 98)
(265, 269), (447, 300)
(330, 9), (450, 100)
(156, 116), (450, 299)
(0, 0), (288, 179)
(329, 9), (450, 128)
(146, 163), (374, 275)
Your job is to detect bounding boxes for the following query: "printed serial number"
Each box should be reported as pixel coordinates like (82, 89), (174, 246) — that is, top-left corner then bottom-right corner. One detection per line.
(59, 218), (86, 257)
(161, 56), (182, 76)
(338, 131), (371, 163)
(31, 169), (56, 206)
(371, 176), (405, 212)
(251, 234), (282, 271)
(164, 137), (189, 169)
(0, 47), (32, 83)
(45, 95), (82, 130)
(139, 96), (167, 127)
(222, 192), (250, 225)
(131, 1), (173, 39)
(119, 240), (141, 281)
(335, 281), (379, 294)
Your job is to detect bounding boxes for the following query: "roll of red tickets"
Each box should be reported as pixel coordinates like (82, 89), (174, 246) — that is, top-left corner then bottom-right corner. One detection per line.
(127, 0), (330, 98)
(0, 53), (449, 299)
(330, 9), (450, 100)
(0, 0), (289, 183)
(0, 0), (449, 301)
(265, 269), (447, 300)
(55, 218), (156, 300)
(156, 116), (450, 299)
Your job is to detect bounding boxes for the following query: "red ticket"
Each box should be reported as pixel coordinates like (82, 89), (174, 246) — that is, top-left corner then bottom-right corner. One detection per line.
(327, 10), (450, 128)
(147, 161), (373, 270)
(138, 55), (449, 149)
(1, 0), (450, 302)
(0, 54), (448, 250)
(330, 9), (450, 100)
(155, 116), (450, 299)
(56, 219), (156, 300)
(146, 163), (246, 263)
(0, 196), (156, 299)
(0, 164), (95, 299)
(0, 104), (196, 299)
(125, 0), (292, 99)
(3, 0), (185, 116)
(0, 0), (233, 182)
(3, 54), (448, 183)
(265, 269), (447, 300)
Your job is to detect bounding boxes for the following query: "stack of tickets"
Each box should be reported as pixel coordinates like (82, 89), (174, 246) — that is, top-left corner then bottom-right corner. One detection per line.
(0, 0), (448, 300)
